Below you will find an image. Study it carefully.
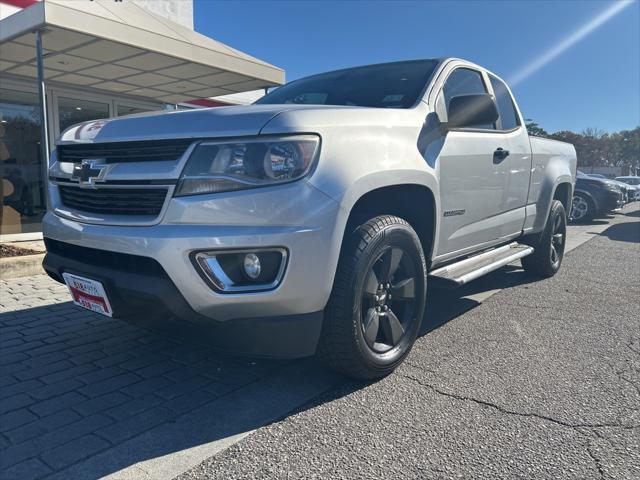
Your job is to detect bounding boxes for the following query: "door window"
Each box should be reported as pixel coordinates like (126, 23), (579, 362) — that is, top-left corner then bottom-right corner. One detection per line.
(442, 68), (495, 130)
(489, 75), (520, 130)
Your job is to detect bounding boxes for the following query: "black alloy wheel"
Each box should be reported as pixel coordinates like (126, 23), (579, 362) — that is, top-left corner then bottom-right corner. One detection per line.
(361, 246), (418, 353)
(549, 210), (566, 269)
(319, 215), (427, 379)
(522, 199), (567, 278)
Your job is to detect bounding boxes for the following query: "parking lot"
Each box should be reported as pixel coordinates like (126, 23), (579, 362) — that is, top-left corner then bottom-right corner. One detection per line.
(1, 205), (638, 480)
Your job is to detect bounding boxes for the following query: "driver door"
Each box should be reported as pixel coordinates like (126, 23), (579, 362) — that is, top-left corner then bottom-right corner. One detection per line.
(434, 67), (507, 258)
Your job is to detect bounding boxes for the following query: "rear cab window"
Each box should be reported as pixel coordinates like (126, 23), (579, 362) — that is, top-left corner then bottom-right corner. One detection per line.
(488, 74), (521, 131)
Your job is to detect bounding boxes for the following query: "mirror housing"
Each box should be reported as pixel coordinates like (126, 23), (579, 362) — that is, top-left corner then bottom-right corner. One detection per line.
(445, 94), (499, 130)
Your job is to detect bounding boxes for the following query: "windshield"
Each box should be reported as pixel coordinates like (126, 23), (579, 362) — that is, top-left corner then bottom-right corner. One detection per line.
(256, 60), (440, 109)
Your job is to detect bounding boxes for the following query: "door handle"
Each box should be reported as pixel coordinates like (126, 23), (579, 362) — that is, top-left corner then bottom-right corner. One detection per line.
(493, 147), (510, 162)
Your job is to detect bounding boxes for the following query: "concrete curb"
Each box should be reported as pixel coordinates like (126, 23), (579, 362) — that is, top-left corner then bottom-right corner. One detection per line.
(0, 253), (46, 280)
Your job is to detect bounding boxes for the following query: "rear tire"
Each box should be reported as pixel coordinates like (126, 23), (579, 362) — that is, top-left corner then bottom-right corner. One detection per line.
(319, 215), (427, 379)
(521, 200), (567, 278)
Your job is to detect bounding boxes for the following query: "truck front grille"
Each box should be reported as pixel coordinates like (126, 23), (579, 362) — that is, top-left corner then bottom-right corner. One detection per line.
(57, 139), (193, 163)
(58, 185), (168, 216)
(44, 238), (167, 277)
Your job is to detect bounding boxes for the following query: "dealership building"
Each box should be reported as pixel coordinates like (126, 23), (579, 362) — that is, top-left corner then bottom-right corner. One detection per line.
(0, 0), (284, 240)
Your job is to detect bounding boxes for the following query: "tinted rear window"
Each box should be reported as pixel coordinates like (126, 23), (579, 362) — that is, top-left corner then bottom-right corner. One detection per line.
(256, 60), (439, 109)
(489, 74), (520, 130)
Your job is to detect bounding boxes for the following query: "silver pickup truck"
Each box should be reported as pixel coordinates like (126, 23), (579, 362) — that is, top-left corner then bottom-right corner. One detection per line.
(43, 58), (577, 379)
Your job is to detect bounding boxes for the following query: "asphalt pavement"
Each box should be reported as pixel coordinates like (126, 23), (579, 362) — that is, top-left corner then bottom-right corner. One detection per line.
(179, 207), (640, 480)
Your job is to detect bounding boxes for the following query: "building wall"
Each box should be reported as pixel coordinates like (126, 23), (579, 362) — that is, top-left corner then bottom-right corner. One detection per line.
(132, 0), (193, 30)
(0, 1), (194, 30)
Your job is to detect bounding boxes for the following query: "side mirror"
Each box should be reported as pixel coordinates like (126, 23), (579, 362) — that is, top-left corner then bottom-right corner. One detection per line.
(446, 94), (499, 130)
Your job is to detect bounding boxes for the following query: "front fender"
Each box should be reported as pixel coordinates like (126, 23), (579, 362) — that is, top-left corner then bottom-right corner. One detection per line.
(336, 169), (440, 218)
(574, 188), (599, 212)
(313, 169), (440, 288)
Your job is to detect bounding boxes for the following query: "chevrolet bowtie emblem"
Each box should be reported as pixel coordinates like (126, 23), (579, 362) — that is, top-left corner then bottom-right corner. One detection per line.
(71, 160), (110, 188)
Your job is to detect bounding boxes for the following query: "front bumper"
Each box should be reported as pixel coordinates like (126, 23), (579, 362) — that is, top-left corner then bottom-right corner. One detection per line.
(596, 189), (625, 213)
(42, 180), (346, 355)
(42, 240), (323, 357)
(43, 181), (343, 320)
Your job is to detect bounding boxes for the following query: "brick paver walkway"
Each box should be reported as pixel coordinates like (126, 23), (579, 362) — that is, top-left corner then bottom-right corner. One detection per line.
(0, 275), (286, 479)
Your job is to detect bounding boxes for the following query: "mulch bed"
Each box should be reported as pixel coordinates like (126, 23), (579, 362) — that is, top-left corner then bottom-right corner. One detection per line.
(0, 244), (43, 258)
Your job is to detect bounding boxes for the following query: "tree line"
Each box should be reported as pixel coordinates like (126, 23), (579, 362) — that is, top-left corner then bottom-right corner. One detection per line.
(525, 121), (639, 174)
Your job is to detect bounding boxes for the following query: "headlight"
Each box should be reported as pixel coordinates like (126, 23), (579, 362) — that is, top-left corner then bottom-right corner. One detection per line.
(604, 182), (620, 192)
(175, 135), (320, 196)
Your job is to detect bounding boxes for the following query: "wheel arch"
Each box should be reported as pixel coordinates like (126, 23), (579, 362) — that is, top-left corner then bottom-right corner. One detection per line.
(553, 181), (573, 213)
(340, 183), (438, 266)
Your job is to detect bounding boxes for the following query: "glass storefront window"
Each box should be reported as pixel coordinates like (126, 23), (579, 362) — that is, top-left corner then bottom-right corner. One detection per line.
(0, 88), (46, 236)
(1, 88), (160, 238)
(117, 105), (154, 116)
(57, 97), (109, 134)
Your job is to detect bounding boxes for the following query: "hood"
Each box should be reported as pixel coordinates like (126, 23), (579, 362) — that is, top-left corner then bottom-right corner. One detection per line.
(57, 105), (296, 144)
(57, 105), (292, 144)
(610, 180), (631, 189)
(577, 175), (610, 184)
(57, 104), (420, 144)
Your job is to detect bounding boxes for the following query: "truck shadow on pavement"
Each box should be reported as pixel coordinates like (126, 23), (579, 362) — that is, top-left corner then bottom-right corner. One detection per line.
(0, 299), (296, 478)
(2, 214), (636, 478)
(421, 265), (532, 335)
(0, 266), (538, 479)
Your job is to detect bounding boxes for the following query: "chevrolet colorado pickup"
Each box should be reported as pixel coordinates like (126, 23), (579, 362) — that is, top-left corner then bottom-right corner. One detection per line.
(43, 58), (577, 379)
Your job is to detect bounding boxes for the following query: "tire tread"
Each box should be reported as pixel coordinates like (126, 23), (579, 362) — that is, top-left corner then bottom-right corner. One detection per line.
(521, 200), (566, 278)
(319, 215), (419, 379)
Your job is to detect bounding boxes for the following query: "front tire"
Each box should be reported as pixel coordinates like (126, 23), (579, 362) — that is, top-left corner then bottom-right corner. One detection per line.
(570, 193), (594, 223)
(521, 199), (567, 278)
(319, 215), (427, 379)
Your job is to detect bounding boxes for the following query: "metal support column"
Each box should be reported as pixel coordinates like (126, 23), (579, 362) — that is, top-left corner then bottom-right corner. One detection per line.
(35, 29), (50, 210)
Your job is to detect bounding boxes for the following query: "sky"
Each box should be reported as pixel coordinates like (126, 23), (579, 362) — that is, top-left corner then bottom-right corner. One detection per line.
(195, 0), (640, 134)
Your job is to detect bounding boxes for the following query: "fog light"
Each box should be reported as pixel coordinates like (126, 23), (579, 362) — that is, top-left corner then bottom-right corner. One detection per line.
(192, 248), (287, 293)
(243, 253), (261, 280)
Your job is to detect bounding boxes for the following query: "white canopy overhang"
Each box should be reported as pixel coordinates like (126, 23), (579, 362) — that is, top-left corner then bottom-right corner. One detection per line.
(0, 0), (285, 103)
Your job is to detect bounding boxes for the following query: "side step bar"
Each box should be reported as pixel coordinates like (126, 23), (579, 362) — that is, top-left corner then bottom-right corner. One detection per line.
(428, 242), (534, 289)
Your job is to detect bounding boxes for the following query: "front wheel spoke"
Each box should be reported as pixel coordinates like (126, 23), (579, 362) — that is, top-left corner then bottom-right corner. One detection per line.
(380, 248), (403, 281)
(363, 308), (380, 346)
(554, 214), (562, 232)
(364, 270), (380, 298)
(381, 310), (405, 345)
(552, 233), (564, 247)
(390, 277), (415, 300)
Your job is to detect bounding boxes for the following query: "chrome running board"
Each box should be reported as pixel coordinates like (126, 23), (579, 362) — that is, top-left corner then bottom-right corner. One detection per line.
(428, 242), (534, 288)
